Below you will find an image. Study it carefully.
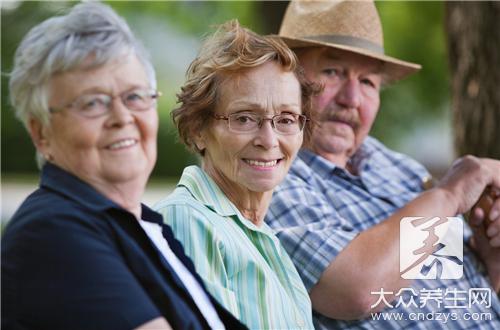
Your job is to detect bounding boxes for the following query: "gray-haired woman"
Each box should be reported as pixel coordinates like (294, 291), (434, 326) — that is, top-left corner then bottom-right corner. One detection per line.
(1, 3), (245, 330)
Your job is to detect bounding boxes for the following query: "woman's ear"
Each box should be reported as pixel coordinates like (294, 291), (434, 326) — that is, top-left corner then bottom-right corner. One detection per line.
(28, 118), (51, 158)
(193, 130), (206, 153)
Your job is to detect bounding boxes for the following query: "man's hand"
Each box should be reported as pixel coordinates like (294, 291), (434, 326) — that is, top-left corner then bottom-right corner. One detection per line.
(470, 187), (500, 247)
(438, 156), (500, 215)
(469, 187), (500, 293)
(469, 222), (500, 293)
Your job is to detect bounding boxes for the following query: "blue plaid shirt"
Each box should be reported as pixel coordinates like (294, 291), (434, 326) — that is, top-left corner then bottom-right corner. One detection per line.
(266, 136), (500, 329)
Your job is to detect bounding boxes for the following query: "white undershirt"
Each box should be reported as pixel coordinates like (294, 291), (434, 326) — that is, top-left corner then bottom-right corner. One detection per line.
(138, 219), (225, 330)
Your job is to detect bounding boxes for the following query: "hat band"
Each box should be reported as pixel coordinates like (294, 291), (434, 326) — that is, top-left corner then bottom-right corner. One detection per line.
(302, 34), (385, 55)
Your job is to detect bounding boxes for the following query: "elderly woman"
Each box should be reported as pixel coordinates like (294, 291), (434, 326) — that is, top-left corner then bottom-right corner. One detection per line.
(1, 3), (246, 330)
(154, 21), (316, 329)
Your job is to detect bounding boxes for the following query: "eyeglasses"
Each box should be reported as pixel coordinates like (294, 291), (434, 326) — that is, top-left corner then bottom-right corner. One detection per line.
(49, 88), (161, 118)
(213, 112), (308, 135)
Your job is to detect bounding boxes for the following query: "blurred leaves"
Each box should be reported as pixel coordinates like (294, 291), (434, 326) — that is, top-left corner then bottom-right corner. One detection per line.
(1, 1), (72, 174)
(373, 1), (449, 146)
(110, 1), (260, 34)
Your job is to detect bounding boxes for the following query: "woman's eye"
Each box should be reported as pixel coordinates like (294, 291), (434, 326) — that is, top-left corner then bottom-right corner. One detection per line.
(277, 118), (293, 125)
(81, 98), (105, 111)
(234, 115), (256, 123)
(126, 91), (145, 102)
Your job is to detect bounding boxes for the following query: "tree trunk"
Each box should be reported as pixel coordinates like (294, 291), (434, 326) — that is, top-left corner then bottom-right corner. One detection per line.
(445, 2), (500, 159)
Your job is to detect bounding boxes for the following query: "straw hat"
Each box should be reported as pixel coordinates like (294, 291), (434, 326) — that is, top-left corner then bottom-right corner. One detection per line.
(279, 0), (421, 82)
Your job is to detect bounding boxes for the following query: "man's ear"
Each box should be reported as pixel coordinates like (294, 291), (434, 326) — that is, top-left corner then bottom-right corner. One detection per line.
(28, 118), (51, 156)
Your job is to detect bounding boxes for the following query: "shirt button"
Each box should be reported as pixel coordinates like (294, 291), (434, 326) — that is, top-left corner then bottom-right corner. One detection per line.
(421, 175), (434, 190)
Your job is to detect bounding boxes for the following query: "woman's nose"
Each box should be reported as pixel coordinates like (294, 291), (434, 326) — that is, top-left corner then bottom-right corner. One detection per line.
(105, 98), (134, 127)
(253, 119), (279, 149)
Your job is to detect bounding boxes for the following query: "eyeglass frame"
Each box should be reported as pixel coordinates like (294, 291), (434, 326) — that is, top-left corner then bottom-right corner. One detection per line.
(212, 112), (309, 135)
(48, 88), (162, 118)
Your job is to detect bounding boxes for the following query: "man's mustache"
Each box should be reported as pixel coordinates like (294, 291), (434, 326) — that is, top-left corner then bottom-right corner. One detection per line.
(320, 108), (361, 129)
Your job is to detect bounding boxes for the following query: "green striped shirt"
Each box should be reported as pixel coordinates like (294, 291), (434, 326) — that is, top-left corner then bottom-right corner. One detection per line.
(154, 166), (314, 330)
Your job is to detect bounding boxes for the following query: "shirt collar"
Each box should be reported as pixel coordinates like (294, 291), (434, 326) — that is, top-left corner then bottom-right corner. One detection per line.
(178, 166), (276, 235)
(40, 162), (158, 221)
(297, 148), (338, 179)
(177, 165), (240, 217)
(298, 136), (380, 177)
(351, 136), (394, 172)
(41, 162), (119, 212)
(349, 137), (375, 170)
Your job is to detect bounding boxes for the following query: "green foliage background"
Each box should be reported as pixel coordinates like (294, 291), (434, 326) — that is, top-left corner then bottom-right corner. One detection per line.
(1, 1), (449, 179)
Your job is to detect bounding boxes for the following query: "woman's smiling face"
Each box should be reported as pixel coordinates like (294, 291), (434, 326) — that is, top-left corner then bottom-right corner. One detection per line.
(39, 54), (158, 189)
(198, 61), (304, 193)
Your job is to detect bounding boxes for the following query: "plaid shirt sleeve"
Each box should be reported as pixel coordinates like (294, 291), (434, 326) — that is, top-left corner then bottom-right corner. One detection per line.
(267, 164), (358, 291)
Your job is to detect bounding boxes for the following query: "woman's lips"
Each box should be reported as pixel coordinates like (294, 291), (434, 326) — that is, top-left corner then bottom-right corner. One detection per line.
(242, 158), (284, 169)
(106, 138), (138, 150)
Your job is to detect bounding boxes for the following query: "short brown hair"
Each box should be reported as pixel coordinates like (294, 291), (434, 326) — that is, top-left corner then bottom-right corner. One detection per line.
(172, 19), (318, 155)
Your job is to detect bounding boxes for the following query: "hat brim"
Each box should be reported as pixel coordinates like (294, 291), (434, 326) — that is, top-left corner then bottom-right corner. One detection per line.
(277, 35), (421, 83)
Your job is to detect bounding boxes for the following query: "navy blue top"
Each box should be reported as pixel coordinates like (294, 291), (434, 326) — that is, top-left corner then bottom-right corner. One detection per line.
(2, 163), (246, 330)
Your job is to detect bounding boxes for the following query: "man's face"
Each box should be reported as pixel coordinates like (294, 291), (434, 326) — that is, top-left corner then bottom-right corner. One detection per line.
(298, 47), (382, 165)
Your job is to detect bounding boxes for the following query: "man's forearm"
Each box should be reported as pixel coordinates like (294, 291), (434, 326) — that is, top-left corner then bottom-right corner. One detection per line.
(310, 187), (459, 319)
